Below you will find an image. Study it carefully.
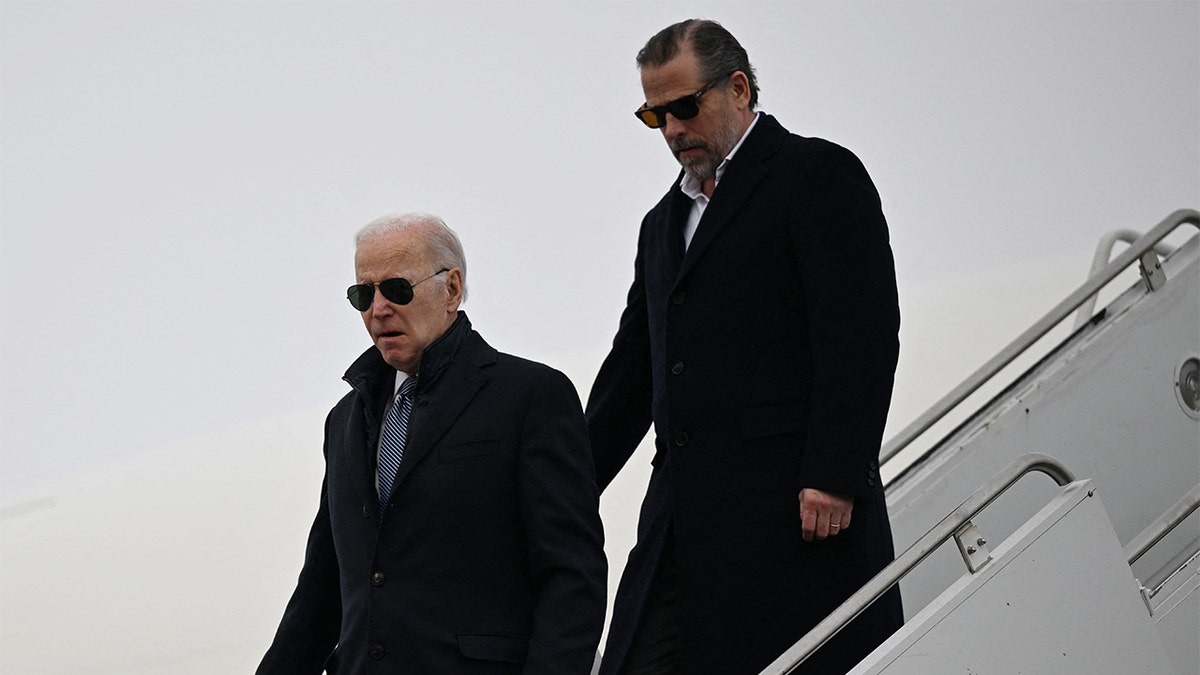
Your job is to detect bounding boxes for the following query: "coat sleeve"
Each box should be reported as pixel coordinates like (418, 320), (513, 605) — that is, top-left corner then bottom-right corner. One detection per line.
(518, 368), (608, 675)
(257, 413), (343, 674)
(792, 142), (901, 500)
(585, 216), (655, 491)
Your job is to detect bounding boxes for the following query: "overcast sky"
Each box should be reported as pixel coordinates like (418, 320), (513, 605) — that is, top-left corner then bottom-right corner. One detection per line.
(3, 0), (1196, 495)
(1, 1), (1197, 670)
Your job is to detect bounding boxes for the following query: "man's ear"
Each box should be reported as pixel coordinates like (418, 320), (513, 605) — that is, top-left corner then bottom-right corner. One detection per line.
(729, 70), (752, 108)
(445, 268), (464, 310)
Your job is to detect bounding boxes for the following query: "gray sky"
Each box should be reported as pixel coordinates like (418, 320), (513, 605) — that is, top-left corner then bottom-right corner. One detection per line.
(1, 1), (1197, 671)
(3, 1), (1195, 494)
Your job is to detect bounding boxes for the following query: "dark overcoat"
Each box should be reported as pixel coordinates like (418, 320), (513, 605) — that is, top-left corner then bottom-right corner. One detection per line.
(587, 114), (903, 674)
(260, 315), (607, 674)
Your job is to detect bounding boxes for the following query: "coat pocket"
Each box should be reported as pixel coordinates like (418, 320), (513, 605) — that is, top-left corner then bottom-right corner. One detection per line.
(456, 632), (530, 664)
(737, 399), (805, 441)
(439, 436), (504, 462)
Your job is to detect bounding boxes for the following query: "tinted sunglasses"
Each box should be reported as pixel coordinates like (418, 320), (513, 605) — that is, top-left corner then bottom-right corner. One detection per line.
(347, 268), (449, 311)
(634, 72), (733, 129)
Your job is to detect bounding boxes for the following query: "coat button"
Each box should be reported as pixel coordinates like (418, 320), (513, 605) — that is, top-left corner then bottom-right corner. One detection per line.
(674, 431), (689, 447)
(672, 291), (686, 305)
(369, 643), (386, 660)
(670, 360), (684, 375)
(361, 505), (371, 517)
(371, 571), (385, 587)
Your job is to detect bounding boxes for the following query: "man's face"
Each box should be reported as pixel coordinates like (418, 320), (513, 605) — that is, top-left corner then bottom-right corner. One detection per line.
(640, 48), (746, 184)
(354, 228), (461, 373)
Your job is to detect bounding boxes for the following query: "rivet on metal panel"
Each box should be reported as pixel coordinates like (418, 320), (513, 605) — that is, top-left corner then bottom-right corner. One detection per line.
(954, 521), (993, 573)
(1137, 249), (1166, 291)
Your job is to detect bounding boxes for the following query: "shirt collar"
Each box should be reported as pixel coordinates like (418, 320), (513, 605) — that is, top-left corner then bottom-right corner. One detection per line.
(679, 111), (761, 200)
(392, 370), (414, 397)
(394, 311), (470, 395)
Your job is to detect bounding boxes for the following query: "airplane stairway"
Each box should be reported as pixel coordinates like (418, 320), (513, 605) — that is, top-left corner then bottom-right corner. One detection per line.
(763, 209), (1200, 674)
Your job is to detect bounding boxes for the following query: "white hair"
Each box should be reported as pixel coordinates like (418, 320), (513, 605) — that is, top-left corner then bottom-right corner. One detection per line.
(354, 212), (468, 302)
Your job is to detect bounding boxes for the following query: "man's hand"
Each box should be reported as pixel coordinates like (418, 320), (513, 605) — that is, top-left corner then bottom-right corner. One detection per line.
(799, 488), (853, 542)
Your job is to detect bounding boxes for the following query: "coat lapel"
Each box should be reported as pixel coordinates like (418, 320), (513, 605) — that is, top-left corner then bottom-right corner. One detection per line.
(341, 350), (392, 510)
(657, 186), (690, 281)
(675, 114), (785, 285)
(388, 332), (495, 491)
(347, 395), (382, 508)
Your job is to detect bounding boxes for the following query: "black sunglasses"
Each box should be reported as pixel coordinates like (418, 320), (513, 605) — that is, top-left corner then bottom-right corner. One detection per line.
(347, 268), (449, 311)
(634, 72), (734, 129)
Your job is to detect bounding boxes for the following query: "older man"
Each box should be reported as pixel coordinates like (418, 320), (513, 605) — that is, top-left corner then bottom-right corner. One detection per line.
(259, 213), (606, 674)
(587, 19), (904, 674)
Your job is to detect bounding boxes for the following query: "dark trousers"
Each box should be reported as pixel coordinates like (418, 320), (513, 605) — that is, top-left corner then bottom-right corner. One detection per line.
(624, 531), (680, 675)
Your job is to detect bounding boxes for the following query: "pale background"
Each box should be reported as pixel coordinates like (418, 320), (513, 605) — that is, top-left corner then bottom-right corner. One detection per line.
(1, 2), (1197, 672)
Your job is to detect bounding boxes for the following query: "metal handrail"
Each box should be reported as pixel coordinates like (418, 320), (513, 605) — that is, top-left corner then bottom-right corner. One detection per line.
(881, 209), (1200, 467)
(1073, 230), (1176, 329)
(1125, 484), (1200, 565)
(760, 453), (1075, 675)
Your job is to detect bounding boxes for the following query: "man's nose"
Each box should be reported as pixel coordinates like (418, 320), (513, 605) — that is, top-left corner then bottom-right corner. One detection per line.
(370, 290), (396, 316)
(661, 113), (688, 140)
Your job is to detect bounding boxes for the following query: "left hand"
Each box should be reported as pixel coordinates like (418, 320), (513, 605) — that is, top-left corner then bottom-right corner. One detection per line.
(799, 488), (853, 542)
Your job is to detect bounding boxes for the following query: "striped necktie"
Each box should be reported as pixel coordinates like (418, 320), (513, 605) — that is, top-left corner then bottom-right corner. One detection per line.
(378, 376), (417, 510)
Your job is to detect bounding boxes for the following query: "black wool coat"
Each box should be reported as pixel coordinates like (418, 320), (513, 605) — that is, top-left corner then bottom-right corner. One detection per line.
(587, 114), (904, 674)
(260, 314), (607, 674)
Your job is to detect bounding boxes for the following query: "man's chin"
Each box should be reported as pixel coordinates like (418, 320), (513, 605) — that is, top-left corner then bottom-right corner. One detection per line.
(377, 345), (416, 372)
(680, 163), (715, 183)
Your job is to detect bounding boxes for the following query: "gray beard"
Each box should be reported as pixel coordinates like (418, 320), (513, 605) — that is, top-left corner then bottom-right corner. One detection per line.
(672, 122), (743, 184)
(679, 152), (719, 183)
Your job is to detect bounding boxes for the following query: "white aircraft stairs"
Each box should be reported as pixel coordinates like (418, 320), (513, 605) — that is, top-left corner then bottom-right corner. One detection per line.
(763, 209), (1200, 674)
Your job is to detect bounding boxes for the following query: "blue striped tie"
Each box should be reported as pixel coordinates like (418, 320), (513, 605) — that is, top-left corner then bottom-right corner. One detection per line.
(378, 376), (417, 510)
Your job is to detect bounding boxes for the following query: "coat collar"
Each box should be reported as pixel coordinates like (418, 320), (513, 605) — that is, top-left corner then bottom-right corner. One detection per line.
(340, 312), (496, 511)
(386, 322), (496, 496)
(670, 113), (788, 285)
(341, 311), (472, 394)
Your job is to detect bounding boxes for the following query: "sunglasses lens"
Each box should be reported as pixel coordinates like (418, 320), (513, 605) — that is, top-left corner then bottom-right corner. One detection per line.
(348, 278), (419, 310)
(379, 278), (415, 305)
(636, 107), (663, 129)
(668, 98), (700, 121)
(635, 94), (702, 129)
(347, 284), (373, 311)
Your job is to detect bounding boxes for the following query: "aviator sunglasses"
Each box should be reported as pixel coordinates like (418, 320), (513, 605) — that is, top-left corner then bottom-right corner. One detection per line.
(347, 268), (449, 311)
(634, 72), (734, 129)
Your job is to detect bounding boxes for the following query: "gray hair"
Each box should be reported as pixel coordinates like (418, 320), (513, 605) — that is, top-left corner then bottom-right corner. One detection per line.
(355, 212), (468, 302)
(636, 19), (760, 109)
